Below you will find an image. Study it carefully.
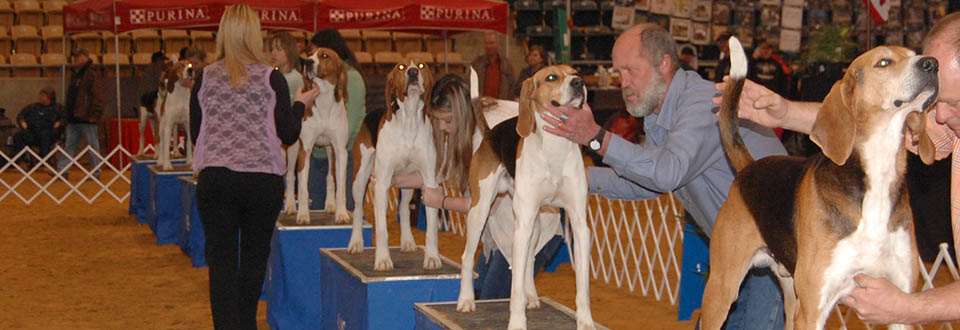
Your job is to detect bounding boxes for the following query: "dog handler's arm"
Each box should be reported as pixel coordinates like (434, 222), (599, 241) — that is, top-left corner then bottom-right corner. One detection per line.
(272, 70), (317, 145)
(420, 186), (470, 213)
(713, 77), (820, 133)
(841, 274), (960, 324)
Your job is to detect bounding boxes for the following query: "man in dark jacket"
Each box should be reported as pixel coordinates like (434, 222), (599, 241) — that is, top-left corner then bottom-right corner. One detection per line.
(14, 87), (63, 165)
(57, 48), (104, 179)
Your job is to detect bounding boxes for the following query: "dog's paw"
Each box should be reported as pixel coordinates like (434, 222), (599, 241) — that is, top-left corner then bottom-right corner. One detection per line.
(456, 293), (476, 312)
(324, 201), (336, 212)
(400, 239), (417, 252)
(507, 317), (527, 330)
(335, 209), (351, 224)
(525, 296), (540, 309)
(423, 255), (442, 270)
(347, 238), (364, 254)
(161, 163), (173, 171)
(283, 201), (296, 214)
(295, 212), (311, 224)
(576, 319), (597, 330)
(374, 256), (394, 271)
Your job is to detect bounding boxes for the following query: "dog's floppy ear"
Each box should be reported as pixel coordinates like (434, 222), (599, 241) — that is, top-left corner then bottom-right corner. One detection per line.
(164, 65), (180, 93)
(335, 59), (348, 104)
(384, 66), (402, 120)
(906, 110), (936, 165)
(810, 73), (856, 165)
(517, 77), (537, 137)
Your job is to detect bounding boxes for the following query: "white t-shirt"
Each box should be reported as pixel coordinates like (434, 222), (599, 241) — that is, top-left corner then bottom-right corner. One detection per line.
(471, 100), (564, 265)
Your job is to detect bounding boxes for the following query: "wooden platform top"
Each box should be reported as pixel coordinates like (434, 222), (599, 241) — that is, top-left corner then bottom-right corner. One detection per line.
(321, 247), (466, 283)
(415, 298), (611, 330)
(147, 164), (194, 174)
(275, 211), (370, 229)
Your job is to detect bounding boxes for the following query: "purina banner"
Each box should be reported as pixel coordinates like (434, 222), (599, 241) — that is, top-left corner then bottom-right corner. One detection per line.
(315, 0), (508, 34)
(65, 0), (316, 33)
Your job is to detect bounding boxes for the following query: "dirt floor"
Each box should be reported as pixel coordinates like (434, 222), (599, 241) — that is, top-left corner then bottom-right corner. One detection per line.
(1, 169), (958, 329)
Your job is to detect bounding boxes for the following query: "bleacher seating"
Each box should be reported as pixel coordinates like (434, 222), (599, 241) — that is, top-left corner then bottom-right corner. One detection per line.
(12, 24), (41, 55)
(161, 29), (189, 55)
(132, 52), (153, 66)
(0, 25), (11, 55)
(102, 31), (133, 54)
(0, 0), (12, 29)
(543, 0), (564, 28)
(14, 0), (42, 28)
(101, 52), (132, 77)
(39, 52), (64, 77)
(423, 34), (452, 55)
(41, 24), (62, 54)
(373, 51), (402, 75)
(363, 30), (392, 54)
(600, 0), (615, 29)
(514, 0), (542, 37)
(0, 54), (9, 77)
(71, 32), (101, 56)
(572, 0), (601, 28)
(43, 0), (64, 26)
(354, 51), (373, 76)
(132, 29), (160, 54)
(341, 29), (361, 54)
(393, 32), (423, 55)
(191, 30), (215, 53)
(526, 25), (553, 52)
(434, 52), (466, 75)
(11, 52), (40, 77)
(404, 51), (434, 63)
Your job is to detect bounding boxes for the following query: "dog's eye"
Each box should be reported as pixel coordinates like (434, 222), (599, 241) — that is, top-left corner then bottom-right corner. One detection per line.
(398, 64), (406, 70)
(876, 59), (893, 67)
(418, 63), (424, 69)
(546, 74), (558, 81)
(187, 63), (192, 68)
(321, 53), (328, 59)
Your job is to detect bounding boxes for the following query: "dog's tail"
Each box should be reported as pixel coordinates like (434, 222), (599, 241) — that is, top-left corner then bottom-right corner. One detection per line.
(718, 36), (753, 173)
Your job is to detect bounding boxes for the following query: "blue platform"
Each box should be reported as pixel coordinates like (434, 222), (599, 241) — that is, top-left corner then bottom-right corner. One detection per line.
(129, 155), (183, 222)
(146, 164), (193, 246)
(265, 211), (373, 330)
(413, 298), (611, 330)
(177, 176), (206, 267)
(319, 247), (468, 330)
(678, 222), (710, 321)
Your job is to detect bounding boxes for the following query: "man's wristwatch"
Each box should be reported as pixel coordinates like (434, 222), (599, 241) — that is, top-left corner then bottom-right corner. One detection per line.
(589, 128), (606, 152)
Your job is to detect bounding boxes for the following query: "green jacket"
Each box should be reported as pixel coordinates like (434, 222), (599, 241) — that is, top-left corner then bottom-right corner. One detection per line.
(313, 64), (366, 158)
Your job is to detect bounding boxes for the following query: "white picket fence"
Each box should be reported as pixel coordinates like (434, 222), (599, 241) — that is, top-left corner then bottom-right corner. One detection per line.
(4, 146), (959, 328)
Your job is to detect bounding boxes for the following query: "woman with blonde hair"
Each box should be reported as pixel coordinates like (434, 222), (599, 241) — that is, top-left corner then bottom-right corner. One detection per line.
(188, 4), (319, 329)
(391, 74), (563, 299)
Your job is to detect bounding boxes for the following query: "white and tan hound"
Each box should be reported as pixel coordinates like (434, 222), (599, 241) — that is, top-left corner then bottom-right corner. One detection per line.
(156, 60), (194, 170)
(348, 60), (441, 270)
(283, 47), (351, 224)
(459, 65), (596, 330)
(701, 38), (939, 330)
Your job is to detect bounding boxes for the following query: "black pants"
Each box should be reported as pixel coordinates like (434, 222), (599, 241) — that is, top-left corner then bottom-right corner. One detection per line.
(13, 128), (57, 161)
(196, 167), (283, 330)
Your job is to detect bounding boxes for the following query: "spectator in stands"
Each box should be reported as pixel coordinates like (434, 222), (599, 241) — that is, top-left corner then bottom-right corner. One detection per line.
(268, 32), (303, 105)
(512, 45), (548, 99)
(386, 74), (564, 299)
(13, 87), (63, 166)
(57, 48), (103, 179)
(542, 23), (788, 329)
(749, 41), (789, 96)
(306, 28), (368, 211)
(471, 32), (516, 100)
(678, 46), (697, 71)
(712, 33), (732, 83)
(188, 4), (319, 329)
(0, 108), (16, 164)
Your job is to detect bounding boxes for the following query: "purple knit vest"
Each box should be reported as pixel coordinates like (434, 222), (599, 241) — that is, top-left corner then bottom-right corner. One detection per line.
(193, 61), (284, 175)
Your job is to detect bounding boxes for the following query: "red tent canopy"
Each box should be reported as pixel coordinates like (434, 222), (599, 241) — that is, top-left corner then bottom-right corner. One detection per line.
(315, 0), (508, 34)
(64, 0), (316, 33)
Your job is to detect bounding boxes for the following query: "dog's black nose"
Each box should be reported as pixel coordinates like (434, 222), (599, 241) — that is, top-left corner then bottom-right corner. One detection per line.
(408, 68), (419, 79)
(571, 77), (584, 89)
(919, 57), (938, 73)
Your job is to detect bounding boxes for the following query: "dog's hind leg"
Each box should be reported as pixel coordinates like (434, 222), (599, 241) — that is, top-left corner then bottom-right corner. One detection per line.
(398, 188), (416, 252)
(296, 135), (318, 224)
(137, 106), (148, 155)
(456, 165), (502, 312)
(184, 121), (193, 166)
(283, 141), (299, 214)
(776, 271), (797, 330)
(700, 193), (767, 330)
(332, 142), (351, 224)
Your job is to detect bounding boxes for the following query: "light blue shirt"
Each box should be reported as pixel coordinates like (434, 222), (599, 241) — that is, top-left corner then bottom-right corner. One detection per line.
(588, 70), (786, 236)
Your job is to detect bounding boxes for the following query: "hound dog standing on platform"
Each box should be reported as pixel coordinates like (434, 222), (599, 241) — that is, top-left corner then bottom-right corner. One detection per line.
(700, 38), (939, 330)
(458, 65), (596, 330)
(155, 60), (195, 170)
(347, 59), (440, 271)
(283, 47), (351, 224)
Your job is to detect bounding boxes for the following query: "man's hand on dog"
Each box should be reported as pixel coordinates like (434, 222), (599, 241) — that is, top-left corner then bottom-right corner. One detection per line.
(542, 102), (602, 146)
(713, 77), (789, 129)
(840, 274), (914, 324)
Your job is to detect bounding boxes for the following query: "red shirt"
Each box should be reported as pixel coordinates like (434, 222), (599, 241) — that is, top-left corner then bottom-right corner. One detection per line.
(484, 55), (501, 98)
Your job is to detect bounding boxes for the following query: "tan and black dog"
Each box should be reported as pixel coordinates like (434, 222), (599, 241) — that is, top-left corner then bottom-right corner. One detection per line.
(701, 37), (938, 330)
